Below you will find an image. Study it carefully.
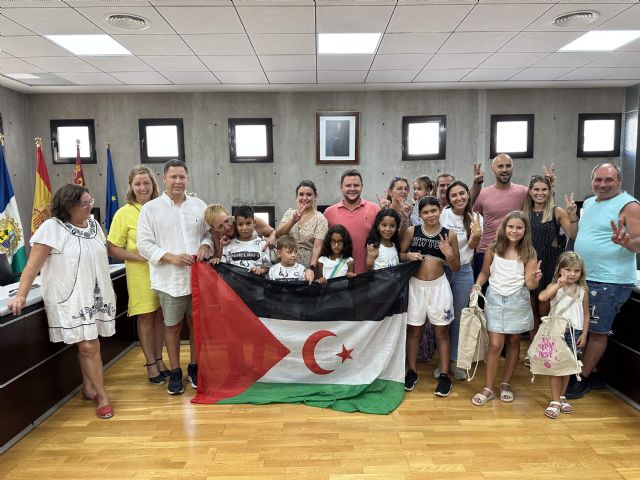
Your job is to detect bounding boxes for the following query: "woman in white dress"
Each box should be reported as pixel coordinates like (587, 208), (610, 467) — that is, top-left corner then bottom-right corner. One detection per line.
(9, 184), (116, 419)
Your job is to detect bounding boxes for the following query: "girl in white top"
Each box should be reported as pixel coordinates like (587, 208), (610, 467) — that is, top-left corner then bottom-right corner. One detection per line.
(472, 211), (542, 407)
(316, 225), (355, 284)
(538, 252), (589, 419)
(409, 176), (434, 226)
(365, 209), (401, 271)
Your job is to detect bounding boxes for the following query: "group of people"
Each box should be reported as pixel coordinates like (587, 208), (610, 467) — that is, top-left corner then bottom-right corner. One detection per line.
(7, 155), (638, 421)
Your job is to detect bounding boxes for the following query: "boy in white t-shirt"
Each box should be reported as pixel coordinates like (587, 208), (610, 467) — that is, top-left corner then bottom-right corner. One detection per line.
(268, 235), (306, 281)
(220, 205), (271, 275)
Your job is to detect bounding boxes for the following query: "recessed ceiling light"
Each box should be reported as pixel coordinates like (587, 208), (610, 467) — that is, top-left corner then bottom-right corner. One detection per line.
(318, 33), (381, 54)
(45, 35), (132, 56)
(559, 30), (640, 51)
(5, 73), (40, 80)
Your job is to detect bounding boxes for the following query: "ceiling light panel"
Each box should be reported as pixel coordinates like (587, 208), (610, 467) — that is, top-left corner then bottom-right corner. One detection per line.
(317, 33), (381, 54)
(46, 35), (133, 56)
(560, 31), (640, 51)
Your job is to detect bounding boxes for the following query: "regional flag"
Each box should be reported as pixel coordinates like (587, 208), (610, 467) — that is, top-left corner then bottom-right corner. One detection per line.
(31, 140), (52, 234)
(105, 144), (118, 231)
(0, 140), (27, 275)
(191, 262), (419, 414)
(73, 142), (85, 186)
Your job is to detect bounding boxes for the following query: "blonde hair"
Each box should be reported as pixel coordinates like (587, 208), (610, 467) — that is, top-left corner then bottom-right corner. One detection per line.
(204, 204), (230, 227)
(552, 252), (587, 289)
(125, 166), (159, 204)
(492, 210), (537, 265)
(523, 175), (555, 223)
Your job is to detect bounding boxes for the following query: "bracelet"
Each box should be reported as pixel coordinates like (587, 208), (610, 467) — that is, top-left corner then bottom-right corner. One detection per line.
(474, 180), (483, 185)
(307, 264), (316, 272)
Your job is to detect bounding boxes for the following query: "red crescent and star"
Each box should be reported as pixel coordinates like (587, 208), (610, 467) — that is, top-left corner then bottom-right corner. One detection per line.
(302, 329), (355, 375)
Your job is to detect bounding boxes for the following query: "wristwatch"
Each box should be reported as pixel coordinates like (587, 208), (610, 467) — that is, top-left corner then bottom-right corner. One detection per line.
(308, 264), (317, 271)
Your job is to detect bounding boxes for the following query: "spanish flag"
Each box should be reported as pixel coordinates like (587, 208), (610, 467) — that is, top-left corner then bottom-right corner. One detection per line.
(31, 139), (52, 235)
(73, 142), (85, 186)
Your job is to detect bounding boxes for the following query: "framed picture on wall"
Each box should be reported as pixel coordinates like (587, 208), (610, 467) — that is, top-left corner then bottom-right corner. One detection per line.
(316, 112), (359, 164)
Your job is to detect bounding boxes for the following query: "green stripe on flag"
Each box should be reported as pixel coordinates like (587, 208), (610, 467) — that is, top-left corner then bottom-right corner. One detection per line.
(10, 245), (26, 277)
(217, 378), (404, 415)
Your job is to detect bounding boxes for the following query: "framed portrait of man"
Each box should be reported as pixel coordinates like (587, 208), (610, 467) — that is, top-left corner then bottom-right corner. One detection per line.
(316, 112), (359, 164)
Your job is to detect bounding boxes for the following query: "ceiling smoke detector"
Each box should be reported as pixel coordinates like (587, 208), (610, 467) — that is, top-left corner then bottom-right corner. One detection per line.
(552, 11), (599, 28)
(104, 14), (151, 31)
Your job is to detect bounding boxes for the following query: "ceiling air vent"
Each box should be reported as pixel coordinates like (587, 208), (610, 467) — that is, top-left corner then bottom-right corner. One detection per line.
(552, 11), (599, 28)
(104, 14), (151, 31)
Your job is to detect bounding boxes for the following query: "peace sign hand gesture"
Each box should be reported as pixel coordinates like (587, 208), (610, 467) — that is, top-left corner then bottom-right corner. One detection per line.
(543, 164), (557, 190)
(438, 233), (454, 259)
(564, 192), (577, 219)
(528, 260), (543, 283)
(473, 162), (484, 184)
(610, 218), (631, 248)
(467, 212), (482, 239)
(376, 189), (391, 209)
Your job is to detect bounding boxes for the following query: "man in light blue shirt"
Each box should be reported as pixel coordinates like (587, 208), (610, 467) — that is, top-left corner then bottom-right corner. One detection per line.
(568, 163), (640, 399)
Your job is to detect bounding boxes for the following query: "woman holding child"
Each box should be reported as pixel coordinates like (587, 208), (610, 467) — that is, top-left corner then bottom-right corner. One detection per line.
(276, 180), (328, 281)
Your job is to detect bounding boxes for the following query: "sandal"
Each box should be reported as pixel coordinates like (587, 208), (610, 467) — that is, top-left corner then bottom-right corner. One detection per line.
(96, 404), (114, 420)
(499, 383), (514, 403)
(545, 401), (561, 419)
(472, 387), (494, 406)
(144, 362), (165, 385)
(81, 390), (98, 404)
(559, 396), (573, 414)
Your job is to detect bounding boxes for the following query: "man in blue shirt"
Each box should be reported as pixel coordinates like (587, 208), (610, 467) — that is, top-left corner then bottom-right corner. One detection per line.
(568, 163), (640, 399)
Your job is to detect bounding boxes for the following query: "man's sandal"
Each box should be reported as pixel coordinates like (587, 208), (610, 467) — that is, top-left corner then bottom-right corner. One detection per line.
(559, 396), (573, 414)
(545, 401), (561, 419)
(499, 382), (514, 403)
(472, 387), (494, 406)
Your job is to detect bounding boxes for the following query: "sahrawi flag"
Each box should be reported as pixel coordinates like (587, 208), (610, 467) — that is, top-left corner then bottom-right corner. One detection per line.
(0, 141), (27, 274)
(191, 261), (418, 414)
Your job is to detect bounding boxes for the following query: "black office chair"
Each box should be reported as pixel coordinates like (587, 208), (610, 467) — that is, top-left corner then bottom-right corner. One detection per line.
(0, 253), (15, 286)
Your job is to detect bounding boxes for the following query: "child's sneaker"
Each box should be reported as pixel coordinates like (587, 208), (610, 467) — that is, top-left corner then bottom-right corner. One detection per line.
(187, 363), (198, 389)
(435, 373), (452, 397)
(404, 369), (419, 391)
(167, 368), (184, 395)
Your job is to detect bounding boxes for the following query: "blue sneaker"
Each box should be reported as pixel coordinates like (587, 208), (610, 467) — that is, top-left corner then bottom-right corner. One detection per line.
(187, 363), (198, 389)
(167, 368), (184, 395)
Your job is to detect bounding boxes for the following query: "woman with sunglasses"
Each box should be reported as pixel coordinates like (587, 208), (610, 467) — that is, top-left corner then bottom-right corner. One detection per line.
(523, 175), (578, 343)
(9, 184), (116, 419)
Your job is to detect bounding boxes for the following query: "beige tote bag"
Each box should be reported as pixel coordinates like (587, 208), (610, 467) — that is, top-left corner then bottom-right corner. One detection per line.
(456, 290), (488, 381)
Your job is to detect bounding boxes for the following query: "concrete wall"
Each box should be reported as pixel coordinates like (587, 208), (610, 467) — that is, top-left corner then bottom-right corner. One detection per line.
(7, 87), (625, 239)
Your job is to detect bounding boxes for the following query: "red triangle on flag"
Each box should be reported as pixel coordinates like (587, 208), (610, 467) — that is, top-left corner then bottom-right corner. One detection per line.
(191, 263), (291, 403)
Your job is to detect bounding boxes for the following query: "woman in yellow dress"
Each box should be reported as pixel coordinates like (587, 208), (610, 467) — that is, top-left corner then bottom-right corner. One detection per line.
(107, 166), (169, 384)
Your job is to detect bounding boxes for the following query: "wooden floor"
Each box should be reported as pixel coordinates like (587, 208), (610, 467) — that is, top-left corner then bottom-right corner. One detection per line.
(2, 344), (640, 480)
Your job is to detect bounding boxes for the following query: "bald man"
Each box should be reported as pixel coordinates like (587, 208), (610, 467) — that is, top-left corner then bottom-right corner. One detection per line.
(566, 163), (640, 399)
(472, 154), (529, 275)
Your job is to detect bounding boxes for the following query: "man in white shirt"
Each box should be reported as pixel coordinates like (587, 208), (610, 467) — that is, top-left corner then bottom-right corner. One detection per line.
(137, 160), (212, 395)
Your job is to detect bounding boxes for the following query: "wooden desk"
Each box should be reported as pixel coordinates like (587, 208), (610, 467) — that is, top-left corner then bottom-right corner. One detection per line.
(0, 267), (133, 453)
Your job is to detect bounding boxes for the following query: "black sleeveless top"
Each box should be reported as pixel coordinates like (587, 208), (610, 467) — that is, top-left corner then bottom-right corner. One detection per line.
(408, 225), (449, 261)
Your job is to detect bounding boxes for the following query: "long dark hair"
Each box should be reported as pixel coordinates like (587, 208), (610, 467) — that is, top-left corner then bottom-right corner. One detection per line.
(320, 224), (353, 258)
(51, 184), (90, 222)
(446, 180), (472, 239)
(366, 208), (401, 250)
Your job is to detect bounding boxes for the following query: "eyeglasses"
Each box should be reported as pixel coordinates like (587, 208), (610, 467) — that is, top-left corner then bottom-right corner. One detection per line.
(79, 198), (95, 208)
(330, 239), (344, 245)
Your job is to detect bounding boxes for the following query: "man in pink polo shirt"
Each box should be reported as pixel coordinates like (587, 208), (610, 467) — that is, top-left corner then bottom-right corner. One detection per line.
(472, 153), (529, 276)
(324, 169), (380, 274)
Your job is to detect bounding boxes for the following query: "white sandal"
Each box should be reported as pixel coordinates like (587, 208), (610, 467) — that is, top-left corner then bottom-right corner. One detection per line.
(545, 401), (561, 419)
(559, 396), (573, 414)
(472, 387), (494, 406)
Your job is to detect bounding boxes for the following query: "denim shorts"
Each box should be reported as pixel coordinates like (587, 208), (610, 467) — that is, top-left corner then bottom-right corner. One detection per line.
(485, 284), (534, 334)
(564, 329), (582, 354)
(586, 281), (634, 335)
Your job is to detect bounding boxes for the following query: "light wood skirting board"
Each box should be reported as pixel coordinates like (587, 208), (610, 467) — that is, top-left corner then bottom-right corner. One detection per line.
(1, 343), (639, 480)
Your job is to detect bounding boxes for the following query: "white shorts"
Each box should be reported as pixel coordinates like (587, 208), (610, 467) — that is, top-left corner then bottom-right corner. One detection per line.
(407, 275), (454, 327)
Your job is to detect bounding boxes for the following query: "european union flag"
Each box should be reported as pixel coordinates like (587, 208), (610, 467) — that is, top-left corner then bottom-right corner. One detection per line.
(105, 144), (118, 232)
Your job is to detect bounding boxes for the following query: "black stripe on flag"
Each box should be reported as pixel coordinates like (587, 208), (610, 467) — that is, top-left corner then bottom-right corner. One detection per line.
(212, 262), (419, 322)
